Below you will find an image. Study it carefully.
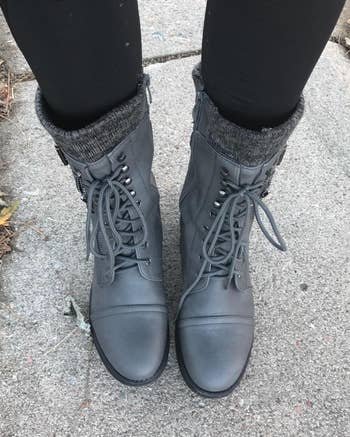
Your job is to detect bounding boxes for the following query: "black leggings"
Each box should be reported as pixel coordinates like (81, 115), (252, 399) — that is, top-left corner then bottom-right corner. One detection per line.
(1, 0), (345, 130)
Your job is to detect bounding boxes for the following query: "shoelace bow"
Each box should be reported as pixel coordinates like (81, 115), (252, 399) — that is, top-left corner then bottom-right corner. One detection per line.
(177, 180), (286, 316)
(85, 165), (148, 284)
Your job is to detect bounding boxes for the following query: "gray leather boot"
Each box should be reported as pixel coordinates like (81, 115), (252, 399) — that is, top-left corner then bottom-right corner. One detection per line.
(176, 65), (304, 397)
(36, 75), (169, 385)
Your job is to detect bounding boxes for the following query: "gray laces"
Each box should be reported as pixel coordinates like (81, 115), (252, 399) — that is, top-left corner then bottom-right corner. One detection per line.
(177, 180), (286, 316)
(85, 165), (148, 284)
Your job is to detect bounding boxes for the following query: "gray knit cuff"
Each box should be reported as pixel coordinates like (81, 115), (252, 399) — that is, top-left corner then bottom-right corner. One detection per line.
(35, 75), (150, 163)
(193, 64), (305, 166)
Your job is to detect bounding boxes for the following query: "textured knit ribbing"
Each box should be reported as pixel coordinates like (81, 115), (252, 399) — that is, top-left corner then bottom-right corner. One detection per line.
(193, 65), (304, 166)
(35, 75), (149, 163)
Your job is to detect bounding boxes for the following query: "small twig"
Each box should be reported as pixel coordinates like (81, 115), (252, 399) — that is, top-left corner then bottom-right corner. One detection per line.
(11, 219), (48, 240)
(43, 326), (78, 356)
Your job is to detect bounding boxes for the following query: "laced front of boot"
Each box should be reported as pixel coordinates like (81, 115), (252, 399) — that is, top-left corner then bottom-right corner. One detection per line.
(178, 174), (287, 314)
(83, 158), (150, 284)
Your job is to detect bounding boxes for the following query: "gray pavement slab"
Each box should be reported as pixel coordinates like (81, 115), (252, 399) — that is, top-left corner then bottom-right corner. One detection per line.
(0, 1), (205, 76)
(0, 42), (349, 436)
(140, 0), (204, 59)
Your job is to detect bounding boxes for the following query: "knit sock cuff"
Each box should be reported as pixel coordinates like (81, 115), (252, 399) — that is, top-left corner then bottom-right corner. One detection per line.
(35, 75), (150, 163)
(193, 64), (305, 166)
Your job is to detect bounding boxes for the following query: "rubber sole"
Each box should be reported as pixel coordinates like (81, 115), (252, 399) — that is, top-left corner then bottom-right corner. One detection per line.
(91, 323), (170, 387)
(175, 324), (252, 398)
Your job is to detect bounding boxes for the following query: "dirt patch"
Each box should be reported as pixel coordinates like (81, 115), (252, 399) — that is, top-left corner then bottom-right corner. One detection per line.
(0, 57), (16, 259)
(0, 57), (13, 119)
(0, 224), (15, 259)
(0, 188), (18, 259)
(332, 3), (350, 55)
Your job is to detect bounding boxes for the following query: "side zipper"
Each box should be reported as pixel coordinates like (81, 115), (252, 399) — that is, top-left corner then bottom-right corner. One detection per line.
(54, 144), (68, 166)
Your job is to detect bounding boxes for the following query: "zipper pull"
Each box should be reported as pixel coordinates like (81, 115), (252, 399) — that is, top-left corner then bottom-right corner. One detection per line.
(54, 144), (68, 166)
(145, 74), (152, 104)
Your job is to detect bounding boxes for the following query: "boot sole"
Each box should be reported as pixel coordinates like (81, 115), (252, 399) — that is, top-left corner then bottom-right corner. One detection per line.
(175, 324), (252, 398)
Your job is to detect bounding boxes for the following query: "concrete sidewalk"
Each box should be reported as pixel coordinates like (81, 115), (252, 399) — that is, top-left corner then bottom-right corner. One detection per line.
(0, 6), (350, 437)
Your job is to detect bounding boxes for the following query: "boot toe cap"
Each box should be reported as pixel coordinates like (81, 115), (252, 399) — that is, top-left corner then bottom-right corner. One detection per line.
(178, 321), (253, 395)
(92, 310), (168, 383)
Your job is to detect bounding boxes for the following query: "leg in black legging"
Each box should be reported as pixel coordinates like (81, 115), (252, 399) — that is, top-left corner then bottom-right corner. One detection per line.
(1, 0), (142, 129)
(202, 0), (345, 130)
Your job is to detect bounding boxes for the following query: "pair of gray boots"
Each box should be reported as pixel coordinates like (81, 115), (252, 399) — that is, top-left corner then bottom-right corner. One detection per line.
(37, 65), (304, 398)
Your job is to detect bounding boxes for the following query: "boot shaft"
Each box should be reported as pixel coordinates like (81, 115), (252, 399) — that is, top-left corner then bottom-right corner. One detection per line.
(180, 64), (304, 293)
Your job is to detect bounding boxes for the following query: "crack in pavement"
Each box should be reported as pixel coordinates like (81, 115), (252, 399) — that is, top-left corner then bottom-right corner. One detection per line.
(143, 49), (201, 66)
(13, 49), (202, 84)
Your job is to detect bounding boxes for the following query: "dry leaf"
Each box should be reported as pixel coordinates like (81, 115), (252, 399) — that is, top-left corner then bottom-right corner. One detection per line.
(64, 296), (91, 334)
(0, 200), (19, 227)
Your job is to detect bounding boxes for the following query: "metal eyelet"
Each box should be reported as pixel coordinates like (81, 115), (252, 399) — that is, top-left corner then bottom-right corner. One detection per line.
(121, 165), (129, 173)
(124, 177), (132, 186)
(261, 190), (269, 198)
(213, 200), (221, 208)
(219, 189), (227, 197)
(129, 190), (136, 197)
(221, 167), (229, 177)
(117, 152), (126, 162)
(146, 258), (152, 265)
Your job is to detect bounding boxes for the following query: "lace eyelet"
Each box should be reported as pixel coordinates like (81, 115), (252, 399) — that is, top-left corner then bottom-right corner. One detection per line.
(221, 167), (229, 177)
(213, 200), (221, 208)
(124, 177), (132, 186)
(117, 152), (126, 162)
(219, 190), (226, 197)
(129, 190), (136, 197)
(146, 258), (152, 265)
(121, 165), (129, 173)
